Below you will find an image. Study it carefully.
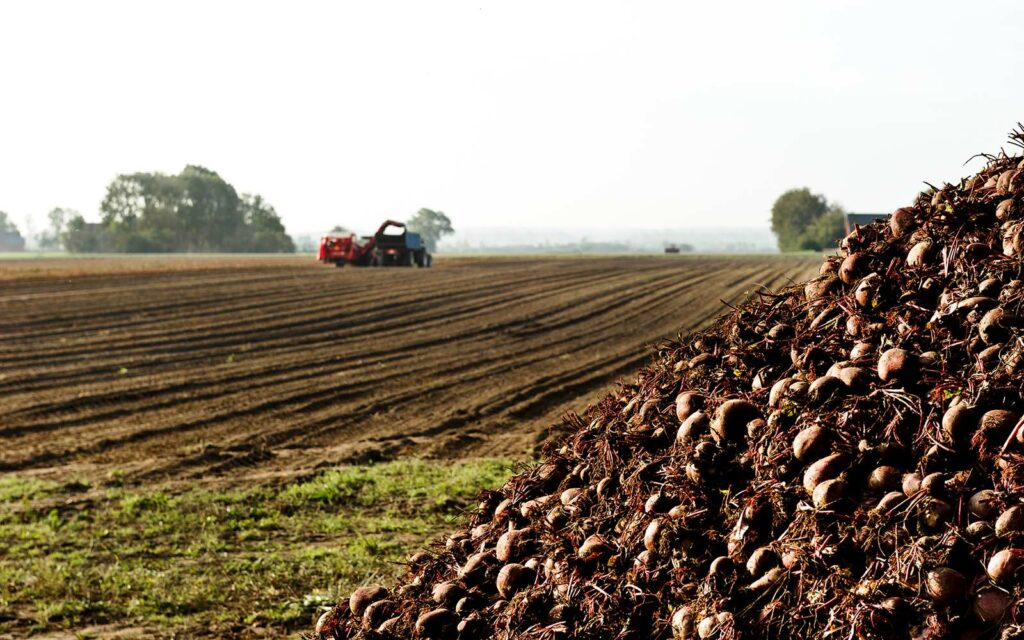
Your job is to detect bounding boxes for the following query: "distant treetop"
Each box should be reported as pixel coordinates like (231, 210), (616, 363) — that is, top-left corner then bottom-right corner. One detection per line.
(407, 208), (454, 253)
(770, 188), (845, 252)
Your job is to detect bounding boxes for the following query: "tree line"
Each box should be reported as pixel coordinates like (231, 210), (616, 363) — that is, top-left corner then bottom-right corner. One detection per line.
(3, 169), (460, 256)
(68, 165), (294, 253)
(0, 166), (294, 253)
(4, 174), (844, 256)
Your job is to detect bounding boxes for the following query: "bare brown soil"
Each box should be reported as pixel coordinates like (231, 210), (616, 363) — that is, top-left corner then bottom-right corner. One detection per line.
(0, 255), (819, 488)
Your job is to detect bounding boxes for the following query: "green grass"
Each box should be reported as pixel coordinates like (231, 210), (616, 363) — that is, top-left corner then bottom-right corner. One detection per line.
(0, 476), (61, 502)
(0, 459), (510, 637)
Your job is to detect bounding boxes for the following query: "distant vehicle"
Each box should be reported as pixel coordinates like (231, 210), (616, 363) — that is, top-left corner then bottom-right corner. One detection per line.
(318, 220), (431, 268)
(664, 244), (680, 254)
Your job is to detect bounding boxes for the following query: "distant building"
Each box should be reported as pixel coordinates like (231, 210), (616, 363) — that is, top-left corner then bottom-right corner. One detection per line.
(0, 230), (25, 251)
(844, 212), (889, 236)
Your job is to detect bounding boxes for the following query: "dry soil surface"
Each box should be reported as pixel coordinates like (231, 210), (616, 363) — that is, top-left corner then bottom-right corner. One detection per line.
(0, 255), (819, 488)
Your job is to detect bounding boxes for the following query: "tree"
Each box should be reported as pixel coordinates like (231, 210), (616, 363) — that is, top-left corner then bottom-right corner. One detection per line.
(239, 194), (295, 253)
(87, 166), (294, 253)
(177, 165), (243, 252)
(799, 207), (845, 251)
(63, 215), (108, 253)
(99, 173), (175, 252)
(330, 225), (350, 234)
(0, 211), (25, 251)
(770, 188), (845, 252)
(100, 174), (148, 227)
(406, 208), (454, 253)
(38, 207), (77, 249)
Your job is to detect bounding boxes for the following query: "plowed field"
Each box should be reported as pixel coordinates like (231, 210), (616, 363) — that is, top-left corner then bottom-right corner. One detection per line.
(0, 255), (818, 487)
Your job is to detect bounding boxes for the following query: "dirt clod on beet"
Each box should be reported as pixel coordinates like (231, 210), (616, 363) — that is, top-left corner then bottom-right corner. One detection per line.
(313, 127), (1024, 639)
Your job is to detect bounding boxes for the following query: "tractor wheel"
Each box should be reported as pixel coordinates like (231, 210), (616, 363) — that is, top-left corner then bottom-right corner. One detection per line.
(406, 252), (415, 267)
(424, 254), (432, 268)
(334, 261), (345, 268)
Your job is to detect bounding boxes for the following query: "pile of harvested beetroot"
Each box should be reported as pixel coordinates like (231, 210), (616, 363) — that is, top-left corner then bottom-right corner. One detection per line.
(314, 131), (1024, 640)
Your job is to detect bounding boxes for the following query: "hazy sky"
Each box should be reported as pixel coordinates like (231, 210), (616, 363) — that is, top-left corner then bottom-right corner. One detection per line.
(2, 1), (1023, 235)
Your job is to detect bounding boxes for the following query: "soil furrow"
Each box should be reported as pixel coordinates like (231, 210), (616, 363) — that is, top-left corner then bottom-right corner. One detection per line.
(0, 255), (819, 485)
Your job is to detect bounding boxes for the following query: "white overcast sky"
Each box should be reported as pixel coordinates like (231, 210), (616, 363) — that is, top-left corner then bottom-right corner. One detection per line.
(1, 1), (1022, 234)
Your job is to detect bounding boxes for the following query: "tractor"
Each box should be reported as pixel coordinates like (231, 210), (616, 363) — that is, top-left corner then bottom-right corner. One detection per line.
(317, 220), (431, 268)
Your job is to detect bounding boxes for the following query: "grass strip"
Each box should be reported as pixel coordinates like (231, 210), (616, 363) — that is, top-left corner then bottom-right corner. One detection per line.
(0, 459), (511, 637)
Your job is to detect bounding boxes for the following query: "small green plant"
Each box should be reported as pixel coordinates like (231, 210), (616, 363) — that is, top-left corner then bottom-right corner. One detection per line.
(106, 469), (125, 487)
(0, 476), (58, 502)
(119, 492), (169, 515)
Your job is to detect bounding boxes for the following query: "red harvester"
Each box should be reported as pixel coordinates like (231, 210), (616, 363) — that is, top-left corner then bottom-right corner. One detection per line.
(317, 220), (432, 268)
